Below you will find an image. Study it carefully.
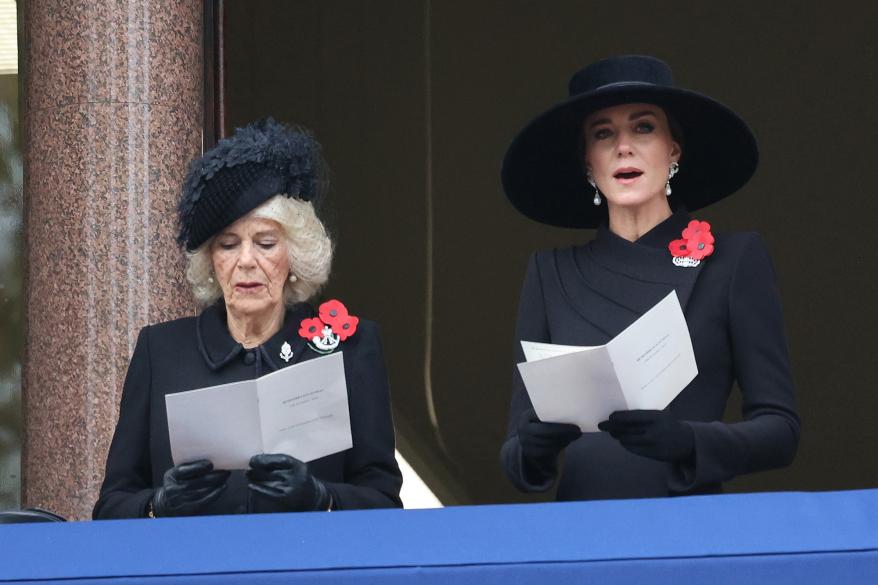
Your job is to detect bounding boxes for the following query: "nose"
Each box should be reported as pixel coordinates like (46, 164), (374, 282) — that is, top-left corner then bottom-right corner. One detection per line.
(237, 241), (257, 268)
(616, 130), (634, 157)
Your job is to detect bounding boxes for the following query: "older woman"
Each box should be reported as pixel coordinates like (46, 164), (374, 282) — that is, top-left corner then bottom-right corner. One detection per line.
(94, 119), (401, 518)
(500, 55), (800, 500)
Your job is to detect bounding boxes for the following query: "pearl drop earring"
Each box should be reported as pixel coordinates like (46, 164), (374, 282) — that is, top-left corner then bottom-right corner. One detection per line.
(587, 173), (601, 206)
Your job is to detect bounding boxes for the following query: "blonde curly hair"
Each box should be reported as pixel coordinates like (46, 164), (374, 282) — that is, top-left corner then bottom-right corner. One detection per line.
(186, 195), (333, 307)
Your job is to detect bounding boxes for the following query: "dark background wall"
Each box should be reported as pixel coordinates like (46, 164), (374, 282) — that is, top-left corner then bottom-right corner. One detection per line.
(223, 0), (878, 504)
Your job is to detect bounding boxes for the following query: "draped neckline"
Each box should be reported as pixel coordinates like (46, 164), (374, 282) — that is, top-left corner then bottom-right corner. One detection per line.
(550, 209), (705, 341)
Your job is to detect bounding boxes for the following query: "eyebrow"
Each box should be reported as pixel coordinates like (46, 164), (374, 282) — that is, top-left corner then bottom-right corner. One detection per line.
(587, 109), (658, 129)
(216, 230), (280, 239)
(629, 110), (658, 121)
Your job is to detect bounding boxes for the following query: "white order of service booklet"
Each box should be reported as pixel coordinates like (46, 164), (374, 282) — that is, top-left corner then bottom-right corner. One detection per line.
(517, 291), (697, 432)
(165, 352), (352, 469)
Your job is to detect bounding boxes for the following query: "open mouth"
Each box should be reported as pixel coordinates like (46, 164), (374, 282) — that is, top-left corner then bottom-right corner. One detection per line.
(614, 169), (643, 180)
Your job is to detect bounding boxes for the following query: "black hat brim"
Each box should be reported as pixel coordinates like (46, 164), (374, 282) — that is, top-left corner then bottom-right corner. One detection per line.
(501, 83), (758, 228)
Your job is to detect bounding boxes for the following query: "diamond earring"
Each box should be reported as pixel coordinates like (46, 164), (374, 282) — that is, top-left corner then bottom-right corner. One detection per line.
(289, 274), (298, 283)
(666, 162), (680, 197)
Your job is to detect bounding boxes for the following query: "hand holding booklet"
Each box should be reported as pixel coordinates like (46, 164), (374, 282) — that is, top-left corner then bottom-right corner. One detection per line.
(165, 353), (352, 469)
(517, 291), (697, 432)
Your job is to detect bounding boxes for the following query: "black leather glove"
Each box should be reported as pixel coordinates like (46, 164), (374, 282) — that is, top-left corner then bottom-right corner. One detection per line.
(151, 459), (230, 517)
(598, 410), (695, 462)
(247, 454), (332, 512)
(516, 408), (582, 480)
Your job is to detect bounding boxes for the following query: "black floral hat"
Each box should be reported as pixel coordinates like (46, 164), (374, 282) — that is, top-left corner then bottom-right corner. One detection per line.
(178, 118), (322, 251)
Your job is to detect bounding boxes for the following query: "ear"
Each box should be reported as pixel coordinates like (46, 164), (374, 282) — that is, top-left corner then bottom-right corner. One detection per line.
(581, 138), (593, 174)
(669, 141), (682, 162)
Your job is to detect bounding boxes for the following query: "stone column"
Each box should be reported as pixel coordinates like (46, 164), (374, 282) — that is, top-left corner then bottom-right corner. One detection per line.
(21, 0), (202, 520)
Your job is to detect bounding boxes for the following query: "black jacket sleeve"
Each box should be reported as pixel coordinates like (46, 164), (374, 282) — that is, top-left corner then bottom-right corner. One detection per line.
(92, 327), (155, 519)
(671, 234), (801, 490)
(500, 254), (557, 492)
(324, 321), (403, 509)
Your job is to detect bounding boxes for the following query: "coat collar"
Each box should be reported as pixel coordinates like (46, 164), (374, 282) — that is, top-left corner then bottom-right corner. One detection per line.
(552, 209), (704, 340)
(196, 302), (313, 371)
(589, 208), (694, 273)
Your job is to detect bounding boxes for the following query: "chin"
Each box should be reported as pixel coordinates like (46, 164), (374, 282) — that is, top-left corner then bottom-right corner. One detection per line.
(227, 297), (278, 315)
(607, 190), (665, 210)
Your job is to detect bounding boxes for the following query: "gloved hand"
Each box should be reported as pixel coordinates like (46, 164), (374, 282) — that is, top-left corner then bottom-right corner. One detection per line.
(598, 410), (695, 462)
(151, 459), (230, 517)
(247, 453), (332, 512)
(516, 408), (582, 479)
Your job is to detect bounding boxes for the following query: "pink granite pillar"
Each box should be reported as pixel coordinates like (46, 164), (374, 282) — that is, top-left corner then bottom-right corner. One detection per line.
(21, 1), (202, 519)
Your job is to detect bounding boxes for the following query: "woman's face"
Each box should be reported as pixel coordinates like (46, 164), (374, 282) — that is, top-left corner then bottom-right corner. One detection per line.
(583, 102), (681, 211)
(210, 215), (290, 317)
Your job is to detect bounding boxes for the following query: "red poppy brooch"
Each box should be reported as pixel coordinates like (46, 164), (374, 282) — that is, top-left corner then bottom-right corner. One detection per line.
(669, 220), (715, 268)
(298, 299), (360, 355)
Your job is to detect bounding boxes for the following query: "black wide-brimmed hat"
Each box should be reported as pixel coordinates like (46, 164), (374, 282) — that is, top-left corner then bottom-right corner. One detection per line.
(178, 118), (322, 251)
(501, 55), (758, 228)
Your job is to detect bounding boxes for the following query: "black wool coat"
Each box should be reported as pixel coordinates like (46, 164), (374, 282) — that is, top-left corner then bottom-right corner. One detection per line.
(93, 302), (402, 519)
(501, 210), (800, 500)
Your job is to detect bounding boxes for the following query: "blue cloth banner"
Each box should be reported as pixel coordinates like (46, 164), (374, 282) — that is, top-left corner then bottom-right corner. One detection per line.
(2, 489), (877, 583)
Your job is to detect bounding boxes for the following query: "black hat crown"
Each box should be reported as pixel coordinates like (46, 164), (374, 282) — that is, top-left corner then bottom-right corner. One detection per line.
(568, 55), (674, 96)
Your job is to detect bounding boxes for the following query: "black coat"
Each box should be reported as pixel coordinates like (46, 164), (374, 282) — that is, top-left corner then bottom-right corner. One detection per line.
(501, 210), (800, 500)
(93, 302), (402, 519)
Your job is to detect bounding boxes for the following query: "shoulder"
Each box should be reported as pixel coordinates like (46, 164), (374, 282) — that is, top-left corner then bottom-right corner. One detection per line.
(714, 230), (766, 257)
(709, 231), (780, 301)
(531, 242), (589, 264)
(349, 317), (380, 339)
(343, 318), (381, 351)
(527, 244), (587, 277)
(130, 315), (199, 359)
(336, 317), (387, 376)
(713, 230), (774, 272)
(516, 246), (586, 299)
(142, 314), (198, 339)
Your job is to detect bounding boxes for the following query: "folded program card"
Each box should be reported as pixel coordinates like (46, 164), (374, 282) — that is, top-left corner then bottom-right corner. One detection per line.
(165, 352), (352, 469)
(517, 291), (697, 432)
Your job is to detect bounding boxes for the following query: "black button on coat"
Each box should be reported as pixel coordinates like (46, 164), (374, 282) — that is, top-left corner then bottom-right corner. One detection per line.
(501, 210), (800, 499)
(93, 302), (402, 518)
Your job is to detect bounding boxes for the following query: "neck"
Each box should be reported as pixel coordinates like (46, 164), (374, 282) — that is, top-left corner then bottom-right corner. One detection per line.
(226, 303), (286, 349)
(607, 197), (673, 242)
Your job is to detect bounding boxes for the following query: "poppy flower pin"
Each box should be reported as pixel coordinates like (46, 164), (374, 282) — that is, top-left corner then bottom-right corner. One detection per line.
(669, 220), (715, 268)
(298, 299), (360, 354)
